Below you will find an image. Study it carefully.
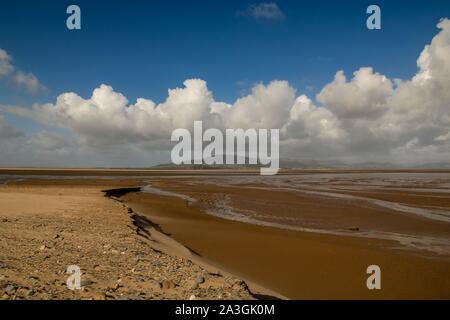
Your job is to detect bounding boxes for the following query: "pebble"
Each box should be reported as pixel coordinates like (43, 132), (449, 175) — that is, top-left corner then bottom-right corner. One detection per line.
(80, 279), (94, 287)
(149, 280), (162, 290)
(5, 284), (17, 295)
(92, 292), (106, 300)
(113, 283), (123, 291)
(160, 280), (176, 289)
(195, 276), (205, 284)
(0, 280), (7, 289)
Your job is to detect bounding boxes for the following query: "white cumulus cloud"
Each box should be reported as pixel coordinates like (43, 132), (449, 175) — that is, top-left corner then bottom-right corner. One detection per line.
(0, 48), (44, 93)
(1, 18), (450, 166)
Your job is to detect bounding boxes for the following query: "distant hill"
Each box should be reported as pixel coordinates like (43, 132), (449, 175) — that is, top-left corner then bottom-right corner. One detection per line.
(153, 159), (450, 170)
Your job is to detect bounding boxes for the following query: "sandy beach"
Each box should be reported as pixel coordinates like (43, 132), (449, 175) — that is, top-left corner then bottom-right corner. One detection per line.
(0, 178), (255, 300)
(1, 169), (450, 299)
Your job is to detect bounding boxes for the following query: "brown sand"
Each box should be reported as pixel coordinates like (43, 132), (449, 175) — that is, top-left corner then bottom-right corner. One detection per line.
(123, 178), (450, 299)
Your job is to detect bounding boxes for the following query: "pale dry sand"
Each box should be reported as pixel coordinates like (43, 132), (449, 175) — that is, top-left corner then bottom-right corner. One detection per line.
(0, 180), (254, 300)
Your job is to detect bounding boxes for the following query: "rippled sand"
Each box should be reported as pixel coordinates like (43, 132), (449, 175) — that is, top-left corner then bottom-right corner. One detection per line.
(123, 171), (450, 298)
(143, 173), (450, 256)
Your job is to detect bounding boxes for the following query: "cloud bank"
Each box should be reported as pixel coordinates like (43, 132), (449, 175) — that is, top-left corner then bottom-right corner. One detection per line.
(1, 19), (450, 167)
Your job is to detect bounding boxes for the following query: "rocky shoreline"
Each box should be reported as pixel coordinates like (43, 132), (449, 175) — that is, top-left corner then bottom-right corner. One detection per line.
(0, 182), (255, 300)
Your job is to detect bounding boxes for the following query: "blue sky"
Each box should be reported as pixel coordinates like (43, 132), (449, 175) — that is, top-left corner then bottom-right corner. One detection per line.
(1, 1), (450, 167)
(1, 0), (449, 105)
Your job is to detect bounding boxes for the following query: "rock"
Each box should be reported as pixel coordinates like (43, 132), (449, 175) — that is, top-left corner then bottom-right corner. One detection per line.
(26, 289), (35, 297)
(39, 245), (46, 251)
(195, 276), (205, 284)
(189, 294), (196, 300)
(5, 284), (17, 295)
(348, 227), (359, 231)
(232, 280), (248, 291)
(160, 280), (176, 289)
(15, 287), (29, 297)
(92, 292), (106, 300)
(80, 279), (94, 287)
(149, 280), (162, 290)
(191, 283), (199, 290)
(112, 282), (123, 291)
(0, 280), (8, 289)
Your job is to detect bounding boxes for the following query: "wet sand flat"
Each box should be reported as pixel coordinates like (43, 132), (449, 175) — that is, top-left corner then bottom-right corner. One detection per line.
(122, 174), (450, 299)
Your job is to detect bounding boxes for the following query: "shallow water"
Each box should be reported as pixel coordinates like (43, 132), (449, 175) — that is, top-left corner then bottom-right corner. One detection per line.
(143, 172), (450, 256)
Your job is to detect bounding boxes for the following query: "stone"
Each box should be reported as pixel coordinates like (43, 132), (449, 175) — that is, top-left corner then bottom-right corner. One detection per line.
(5, 284), (17, 295)
(160, 280), (176, 289)
(113, 283), (123, 291)
(80, 279), (94, 287)
(149, 280), (162, 290)
(195, 276), (205, 284)
(0, 280), (8, 289)
(92, 292), (106, 300)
